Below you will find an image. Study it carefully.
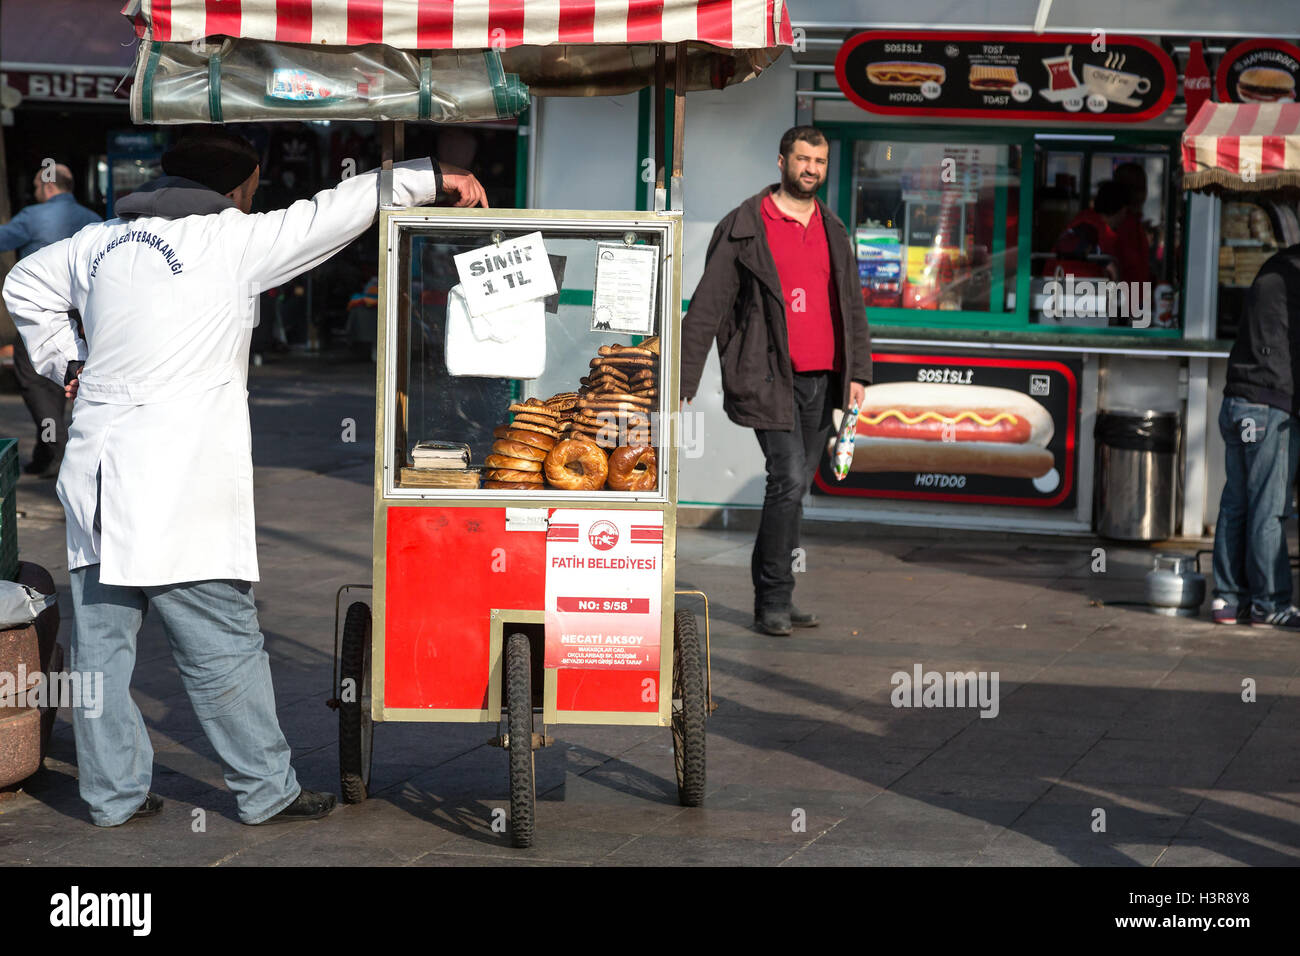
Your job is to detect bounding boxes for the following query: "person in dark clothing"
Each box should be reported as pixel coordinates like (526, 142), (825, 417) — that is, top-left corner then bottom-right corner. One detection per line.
(680, 126), (872, 636)
(1212, 242), (1300, 628)
(0, 164), (100, 477)
(1043, 180), (1129, 280)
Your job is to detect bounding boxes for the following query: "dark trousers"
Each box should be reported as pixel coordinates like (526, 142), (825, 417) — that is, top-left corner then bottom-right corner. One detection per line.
(11, 336), (68, 469)
(752, 371), (836, 612)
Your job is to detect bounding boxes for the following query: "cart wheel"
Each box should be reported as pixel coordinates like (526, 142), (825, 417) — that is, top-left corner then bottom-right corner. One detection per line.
(506, 632), (535, 848)
(338, 602), (373, 804)
(672, 609), (707, 807)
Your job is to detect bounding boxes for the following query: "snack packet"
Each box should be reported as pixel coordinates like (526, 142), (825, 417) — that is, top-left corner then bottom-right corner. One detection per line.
(834, 402), (860, 480)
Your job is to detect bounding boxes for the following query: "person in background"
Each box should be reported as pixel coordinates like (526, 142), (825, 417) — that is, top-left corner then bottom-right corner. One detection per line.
(1212, 240), (1300, 628)
(679, 126), (872, 637)
(1043, 180), (1129, 281)
(0, 163), (100, 477)
(1112, 162), (1155, 284)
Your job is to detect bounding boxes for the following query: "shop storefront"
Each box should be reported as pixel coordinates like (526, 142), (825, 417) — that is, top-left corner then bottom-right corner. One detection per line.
(780, 6), (1300, 538)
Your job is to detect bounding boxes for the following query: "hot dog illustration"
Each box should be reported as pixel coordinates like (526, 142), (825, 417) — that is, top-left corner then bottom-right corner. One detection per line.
(844, 382), (1055, 478)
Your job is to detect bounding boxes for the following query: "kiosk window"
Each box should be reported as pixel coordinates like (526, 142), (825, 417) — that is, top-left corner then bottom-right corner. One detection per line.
(1030, 141), (1179, 330)
(851, 140), (1021, 313)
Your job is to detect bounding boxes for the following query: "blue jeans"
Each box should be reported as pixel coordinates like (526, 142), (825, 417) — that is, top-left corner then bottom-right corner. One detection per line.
(752, 371), (836, 612)
(1213, 397), (1299, 615)
(69, 564), (299, 826)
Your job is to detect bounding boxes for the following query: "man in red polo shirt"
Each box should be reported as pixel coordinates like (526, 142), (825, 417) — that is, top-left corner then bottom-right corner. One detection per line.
(681, 126), (872, 636)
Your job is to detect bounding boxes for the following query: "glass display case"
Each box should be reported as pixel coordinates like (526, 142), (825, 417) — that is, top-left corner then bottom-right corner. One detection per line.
(378, 209), (681, 502)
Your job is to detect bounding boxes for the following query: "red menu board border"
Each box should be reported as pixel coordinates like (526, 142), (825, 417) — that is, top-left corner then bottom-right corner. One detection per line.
(834, 30), (1177, 123)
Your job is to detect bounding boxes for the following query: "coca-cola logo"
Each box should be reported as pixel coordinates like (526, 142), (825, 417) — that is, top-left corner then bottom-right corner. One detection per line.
(1185, 77), (1211, 89)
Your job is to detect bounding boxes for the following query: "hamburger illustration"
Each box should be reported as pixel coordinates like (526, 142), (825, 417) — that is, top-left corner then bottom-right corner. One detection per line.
(1237, 67), (1297, 103)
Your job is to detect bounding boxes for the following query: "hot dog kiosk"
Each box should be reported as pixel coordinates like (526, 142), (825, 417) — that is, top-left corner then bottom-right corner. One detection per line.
(122, 0), (794, 848)
(771, 8), (1300, 539)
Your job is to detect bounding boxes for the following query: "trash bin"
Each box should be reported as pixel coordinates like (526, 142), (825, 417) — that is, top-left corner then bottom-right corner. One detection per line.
(1094, 409), (1180, 541)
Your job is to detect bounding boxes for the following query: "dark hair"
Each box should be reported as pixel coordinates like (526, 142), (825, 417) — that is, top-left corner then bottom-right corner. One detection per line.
(1093, 180), (1128, 216)
(162, 128), (261, 195)
(1112, 162), (1147, 187)
(779, 126), (828, 159)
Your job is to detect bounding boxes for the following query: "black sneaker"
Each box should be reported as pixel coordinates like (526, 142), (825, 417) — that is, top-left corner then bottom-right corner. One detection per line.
(790, 607), (819, 628)
(253, 789), (337, 824)
(110, 792), (163, 826)
(754, 609), (793, 636)
(1250, 605), (1300, 630)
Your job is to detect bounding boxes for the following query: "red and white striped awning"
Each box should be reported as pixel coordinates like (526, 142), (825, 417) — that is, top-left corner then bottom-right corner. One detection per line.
(123, 0), (793, 51)
(1182, 102), (1300, 194)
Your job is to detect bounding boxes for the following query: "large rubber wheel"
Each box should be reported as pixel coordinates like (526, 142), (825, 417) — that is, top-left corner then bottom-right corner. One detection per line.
(506, 632), (535, 848)
(338, 602), (373, 804)
(672, 609), (707, 807)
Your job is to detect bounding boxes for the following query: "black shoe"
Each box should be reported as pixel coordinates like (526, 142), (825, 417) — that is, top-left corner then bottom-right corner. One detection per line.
(111, 792), (163, 826)
(754, 608), (793, 636)
(790, 607), (819, 628)
(254, 789), (337, 824)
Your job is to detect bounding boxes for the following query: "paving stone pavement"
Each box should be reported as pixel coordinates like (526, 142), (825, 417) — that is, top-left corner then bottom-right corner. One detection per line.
(0, 358), (1297, 867)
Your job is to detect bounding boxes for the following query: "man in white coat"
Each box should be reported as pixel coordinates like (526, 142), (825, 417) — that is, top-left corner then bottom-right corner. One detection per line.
(2, 129), (486, 826)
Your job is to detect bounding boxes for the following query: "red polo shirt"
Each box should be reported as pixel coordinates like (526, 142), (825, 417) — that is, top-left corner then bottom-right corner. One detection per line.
(761, 192), (842, 373)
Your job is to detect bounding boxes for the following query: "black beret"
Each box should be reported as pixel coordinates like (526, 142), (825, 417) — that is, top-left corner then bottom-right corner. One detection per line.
(162, 129), (260, 196)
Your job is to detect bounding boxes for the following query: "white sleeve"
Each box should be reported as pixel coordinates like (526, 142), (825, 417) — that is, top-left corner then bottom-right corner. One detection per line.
(1, 238), (86, 385)
(231, 158), (443, 290)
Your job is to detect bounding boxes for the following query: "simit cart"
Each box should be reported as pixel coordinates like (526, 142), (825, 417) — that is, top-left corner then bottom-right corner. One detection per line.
(123, 0), (794, 847)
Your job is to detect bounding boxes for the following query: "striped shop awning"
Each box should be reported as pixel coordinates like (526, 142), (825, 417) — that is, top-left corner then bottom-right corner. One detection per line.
(122, 0), (793, 51)
(1182, 102), (1300, 194)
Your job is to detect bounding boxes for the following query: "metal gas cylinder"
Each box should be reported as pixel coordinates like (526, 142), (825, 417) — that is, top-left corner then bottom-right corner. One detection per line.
(1145, 553), (1206, 617)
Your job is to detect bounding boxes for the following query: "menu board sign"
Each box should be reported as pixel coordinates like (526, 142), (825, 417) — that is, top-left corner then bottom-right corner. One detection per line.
(813, 353), (1080, 509)
(835, 31), (1175, 123)
(1216, 39), (1300, 104)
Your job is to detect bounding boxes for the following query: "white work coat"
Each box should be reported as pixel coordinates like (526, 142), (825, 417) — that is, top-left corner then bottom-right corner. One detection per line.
(2, 159), (441, 586)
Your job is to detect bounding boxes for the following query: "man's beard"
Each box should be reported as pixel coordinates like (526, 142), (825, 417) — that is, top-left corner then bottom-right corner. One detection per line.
(782, 167), (822, 200)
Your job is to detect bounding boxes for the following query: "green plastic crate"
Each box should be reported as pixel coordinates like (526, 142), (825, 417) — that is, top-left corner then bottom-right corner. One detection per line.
(0, 438), (18, 582)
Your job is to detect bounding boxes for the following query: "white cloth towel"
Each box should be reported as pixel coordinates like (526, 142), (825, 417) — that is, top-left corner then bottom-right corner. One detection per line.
(444, 283), (545, 378)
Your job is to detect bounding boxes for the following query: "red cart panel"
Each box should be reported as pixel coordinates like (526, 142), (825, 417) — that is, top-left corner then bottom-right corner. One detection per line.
(384, 506), (545, 709)
(383, 505), (662, 716)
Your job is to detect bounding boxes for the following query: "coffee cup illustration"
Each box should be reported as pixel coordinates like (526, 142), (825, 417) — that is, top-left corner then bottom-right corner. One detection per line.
(1082, 63), (1150, 105)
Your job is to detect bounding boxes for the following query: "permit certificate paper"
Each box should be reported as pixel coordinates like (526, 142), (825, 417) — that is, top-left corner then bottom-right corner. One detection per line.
(591, 243), (658, 334)
(452, 231), (556, 317)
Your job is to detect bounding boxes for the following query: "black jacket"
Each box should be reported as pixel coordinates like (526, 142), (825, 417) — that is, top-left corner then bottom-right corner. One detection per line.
(679, 185), (872, 430)
(1224, 243), (1300, 413)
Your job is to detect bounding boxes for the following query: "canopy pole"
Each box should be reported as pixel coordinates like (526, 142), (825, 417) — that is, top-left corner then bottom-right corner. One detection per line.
(671, 42), (687, 212)
(380, 120), (404, 206)
(653, 45), (667, 213)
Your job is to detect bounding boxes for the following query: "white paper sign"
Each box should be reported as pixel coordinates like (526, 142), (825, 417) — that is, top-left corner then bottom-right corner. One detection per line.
(591, 243), (658, 334)
(452, 231), (556, 317)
